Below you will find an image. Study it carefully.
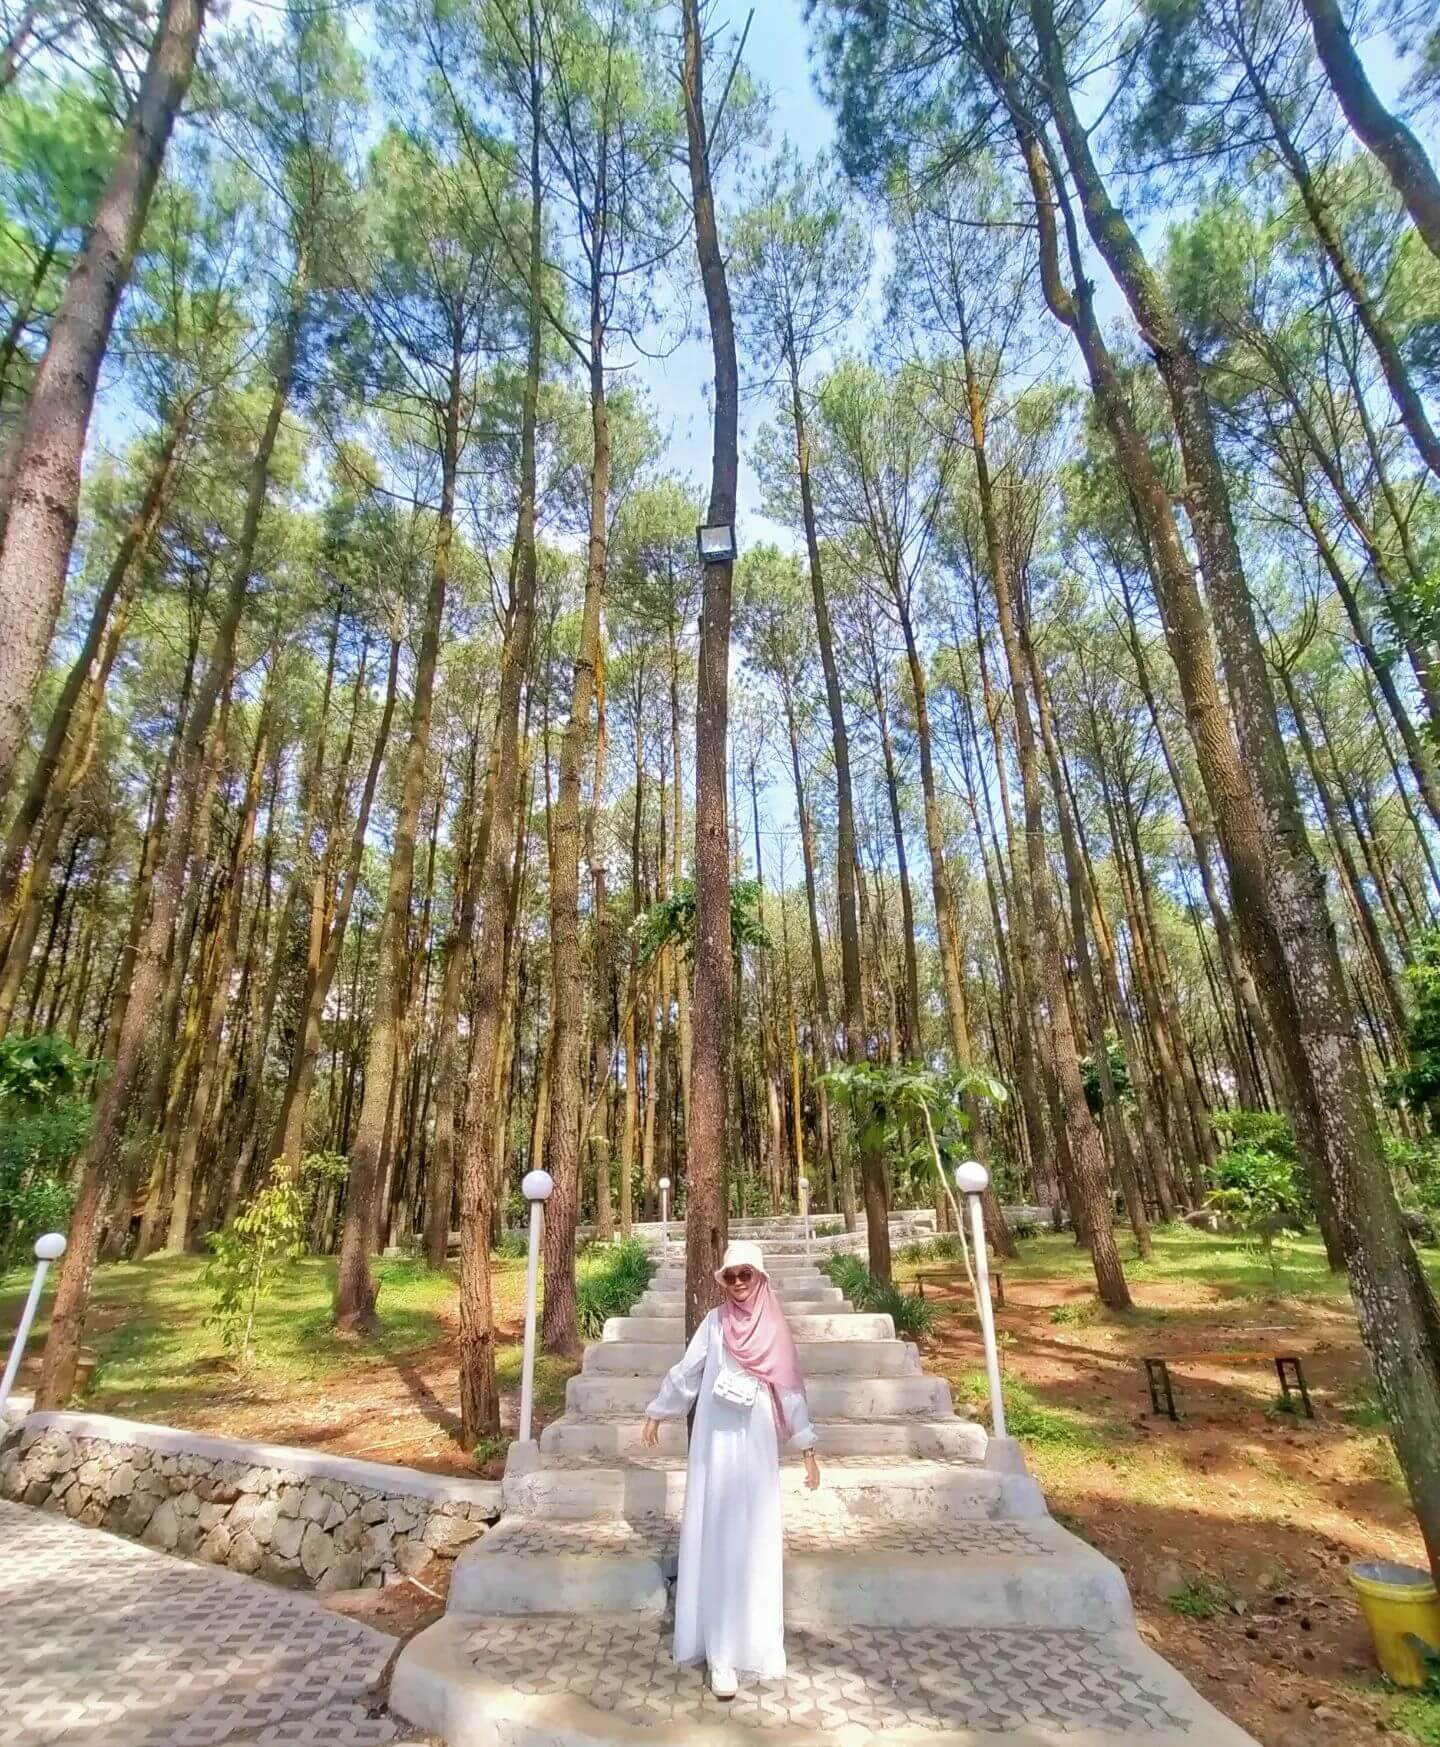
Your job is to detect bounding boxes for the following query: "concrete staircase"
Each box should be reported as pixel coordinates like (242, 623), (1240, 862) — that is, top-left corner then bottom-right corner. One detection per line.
(394, 1233), (1258, 1746)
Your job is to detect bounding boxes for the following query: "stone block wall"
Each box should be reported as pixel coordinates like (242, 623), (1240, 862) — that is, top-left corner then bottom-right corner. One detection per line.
(0, 1411), (502, 1593)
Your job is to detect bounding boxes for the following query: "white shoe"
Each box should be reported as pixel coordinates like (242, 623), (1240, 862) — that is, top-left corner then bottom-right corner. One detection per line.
(710, 1665), (737, 1700)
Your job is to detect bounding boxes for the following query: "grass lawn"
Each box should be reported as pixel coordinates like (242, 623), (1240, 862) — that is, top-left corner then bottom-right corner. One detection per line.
(6, 1221), (1440, 1742)
(899, 1223), (1440, 1747)
(0, 1249), (573, 1477)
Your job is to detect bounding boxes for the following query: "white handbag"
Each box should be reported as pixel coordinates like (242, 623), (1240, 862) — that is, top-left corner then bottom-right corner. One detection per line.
(713, 1366), (759, 1409)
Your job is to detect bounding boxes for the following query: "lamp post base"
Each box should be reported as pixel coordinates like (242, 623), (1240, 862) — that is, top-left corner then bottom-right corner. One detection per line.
(984, 1434), (1029, 1474)
(504, 1439), (542, 1477)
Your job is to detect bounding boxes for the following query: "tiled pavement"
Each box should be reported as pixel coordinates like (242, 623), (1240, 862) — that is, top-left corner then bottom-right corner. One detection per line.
(448, 1614), (1195, 1735)
(481, 1514), (1056, 1560)
(0, 1500), (426, 1746)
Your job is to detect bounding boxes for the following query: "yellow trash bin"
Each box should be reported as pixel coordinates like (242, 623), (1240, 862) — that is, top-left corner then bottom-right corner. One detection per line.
(1350, 1561), (1440, 1688)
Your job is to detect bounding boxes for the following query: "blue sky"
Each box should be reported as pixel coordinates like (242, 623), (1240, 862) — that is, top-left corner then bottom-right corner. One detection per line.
(642, 0), (839, 548)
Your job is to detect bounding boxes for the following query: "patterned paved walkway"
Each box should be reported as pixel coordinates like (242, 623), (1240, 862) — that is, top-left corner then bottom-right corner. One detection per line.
(0, 1501), (425, 1746)
(448, 1614), (1194, 1735)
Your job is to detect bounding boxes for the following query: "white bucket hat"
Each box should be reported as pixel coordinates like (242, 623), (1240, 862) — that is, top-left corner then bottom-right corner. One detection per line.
(713, 1239), (768, 1284)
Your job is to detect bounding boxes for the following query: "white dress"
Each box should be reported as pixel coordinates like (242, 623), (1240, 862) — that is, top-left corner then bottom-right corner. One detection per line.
(645, 1307), (816, 1682)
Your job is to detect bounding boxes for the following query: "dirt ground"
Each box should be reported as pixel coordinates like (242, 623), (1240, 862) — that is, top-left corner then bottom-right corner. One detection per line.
(7, 1238), (1436, 1741)
(915, 1259), (1431, 1747)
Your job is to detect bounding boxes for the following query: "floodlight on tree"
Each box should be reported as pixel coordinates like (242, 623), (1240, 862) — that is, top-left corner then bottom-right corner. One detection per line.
(696, 522), (736, 565)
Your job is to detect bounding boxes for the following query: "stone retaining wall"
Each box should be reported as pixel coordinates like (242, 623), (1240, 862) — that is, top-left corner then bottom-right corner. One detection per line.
(0, 1411), (502, 1593)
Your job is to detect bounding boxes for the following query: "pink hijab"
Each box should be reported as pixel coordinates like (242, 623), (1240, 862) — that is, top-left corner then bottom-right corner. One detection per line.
(715, 1243), (807, 1439)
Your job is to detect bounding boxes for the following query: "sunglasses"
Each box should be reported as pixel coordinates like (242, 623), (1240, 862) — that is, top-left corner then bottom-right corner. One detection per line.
(721, 1268), (755, 1286)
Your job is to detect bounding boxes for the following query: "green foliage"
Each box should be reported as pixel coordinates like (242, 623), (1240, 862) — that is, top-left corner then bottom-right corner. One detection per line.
(1079, 1036), (1129, 1115)
(954, 1368), (1114, 1452)
(814, 1221), (846, 1239)
(1388, 929), (1440, 1119)
(900, 1233), (967, 1264)
(493, 1230), (529, 1260)
(632, 878), (771, 968)
(1211, 1108), (1296, 1161)
(0, 1033), (101, 1268)
(822, 1251), (933, 1333)
(875, 1281), (937, 1338)
(821, 1060), (1007, 1207)
(203, 1163), (308, 1362)
(730, 1173), (774, 1219)
(1207, 1142), (1308, 1289)
(1167, 1579), (1234, 1621)
(0, 1032), (102, 1106)
(300, 1149), (350, 1188)
(575, 1237), (653, 1339)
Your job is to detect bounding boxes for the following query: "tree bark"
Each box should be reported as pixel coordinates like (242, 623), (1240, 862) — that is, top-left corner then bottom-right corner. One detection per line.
(0, 0), (205, 799)
(333, 341), (458, 1330)
(1298, 0), (1440, 261)
(680, 0), (737, 1336)
(36, 277), (298, 1409)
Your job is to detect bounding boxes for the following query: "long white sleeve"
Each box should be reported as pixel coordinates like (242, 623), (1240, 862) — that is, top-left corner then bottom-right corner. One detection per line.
(779, 1386), (816, 1452)
(646, 1312), (713, 1420)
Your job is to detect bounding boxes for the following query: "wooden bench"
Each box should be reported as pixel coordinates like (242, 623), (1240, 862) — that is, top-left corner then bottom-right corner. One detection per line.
(1143, 1352), (1313, 1421)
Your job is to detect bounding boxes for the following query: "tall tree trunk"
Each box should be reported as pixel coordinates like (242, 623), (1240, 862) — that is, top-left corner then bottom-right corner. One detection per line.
(36, 277), (299, 1409)
(680, 0), (737, 1336)
(457, 34), (544, 1439)
(165, 672), (271, 1251)
(333, 342), (459, 1330)
(0, 0), (205, 797)
(788, 350), (868, 1237)
(540, 320), (609, 1358)
(958, 322), (1131, 1309)
(1030, 1), (1440, 1574)
(1298, 0), (1440, 261)
(275, 633), (401, 1175)
(0, 413), (184, 916)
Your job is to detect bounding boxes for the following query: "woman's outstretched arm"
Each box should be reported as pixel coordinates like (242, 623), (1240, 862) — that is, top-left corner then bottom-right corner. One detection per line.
(641, 1312), (712, 1443)
(780, 1388), (822, 1488)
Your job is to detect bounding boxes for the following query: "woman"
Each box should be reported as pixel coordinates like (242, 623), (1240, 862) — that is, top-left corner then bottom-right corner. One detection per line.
(641, 1239), (821, 1698)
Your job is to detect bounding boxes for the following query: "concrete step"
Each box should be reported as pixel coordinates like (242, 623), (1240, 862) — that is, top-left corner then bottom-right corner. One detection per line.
(649, 1259), (828, 1279)
(501, 1453), (1046, 1522)
(566, 1371), (954, 1420)
(601, 1312), (894, 1343)
(581, 1337), (920, 1377)
(634, 1284), (847, 1312)
(443, 1507), (1121, 1629)
(392, 1616), (1261, 1745)
(537, 1412), (983, 1462)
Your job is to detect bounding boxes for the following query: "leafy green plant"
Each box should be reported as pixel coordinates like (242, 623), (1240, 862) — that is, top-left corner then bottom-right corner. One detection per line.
(874, 1280), (937, 1338)
(821, 1059), (1007, 1247)
(1079, 1035), (1130, 1115)
(0, 1032), (102, 1106)
(1050, 1299), (1099, 1327)
(0, 1032), (99, 1268)
(203, 1162), (308, 1362)
(1167, 1579), (1234, 1620)
(814, 1220), (845, 1238)
(822, 1251), (885, 1308)
(492, 1230), (529, 1260)
(1388, 929), (1440, 1122)
(632, 877), (771, 968)
(1206, 1145), (1307, 1288)
(575, 1236), (653, 1338)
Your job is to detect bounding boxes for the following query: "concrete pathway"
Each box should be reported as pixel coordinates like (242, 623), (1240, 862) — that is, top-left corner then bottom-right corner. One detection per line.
(396, 1231), (1260, 1745)
(0, 1500), (425, 1746)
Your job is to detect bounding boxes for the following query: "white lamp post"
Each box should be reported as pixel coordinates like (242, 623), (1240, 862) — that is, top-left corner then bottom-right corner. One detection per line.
(1, 1232), (66, 1411)
(798, 1175), (810, 1259)
(955, 1161), (1024, 1472)
(659, 1176), (671, 1251)
(516, 1170), (553, 1450)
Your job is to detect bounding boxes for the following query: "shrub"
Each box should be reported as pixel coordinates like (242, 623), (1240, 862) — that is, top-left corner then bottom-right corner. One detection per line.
(822, 1252), (882, 1307)
(492, 1229), (529, 1260)
(0, 1033), (101, 1270)
(874, 1281), (937, 1338)
(1211, 1108), (1295, 1160)
(203, 1162), (307, 1363)
(576, 1236), (652, 1338)
(814, 1220), (845, 1238)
